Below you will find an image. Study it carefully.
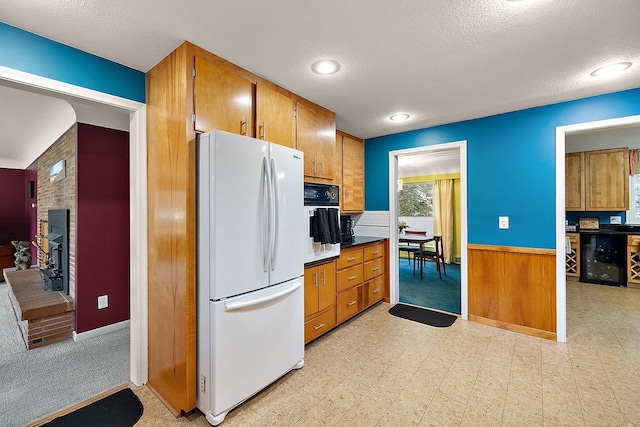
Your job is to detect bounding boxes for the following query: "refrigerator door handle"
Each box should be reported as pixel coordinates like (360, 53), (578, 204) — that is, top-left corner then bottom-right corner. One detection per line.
(270, 157), (279, 271)
(224, 281), (301, 311)
(262, 157), (271, 272)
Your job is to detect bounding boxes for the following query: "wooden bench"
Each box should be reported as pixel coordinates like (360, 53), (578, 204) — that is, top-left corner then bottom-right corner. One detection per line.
(3, 268), (75, 349)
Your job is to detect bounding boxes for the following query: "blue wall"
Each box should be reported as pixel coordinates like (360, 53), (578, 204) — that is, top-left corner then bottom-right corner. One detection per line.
(365, 88), (640, 249)
(0, 22), (145, 103)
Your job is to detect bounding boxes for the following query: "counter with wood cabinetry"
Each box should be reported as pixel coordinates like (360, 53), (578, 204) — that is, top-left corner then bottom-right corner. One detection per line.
(303, 237), (388, 344)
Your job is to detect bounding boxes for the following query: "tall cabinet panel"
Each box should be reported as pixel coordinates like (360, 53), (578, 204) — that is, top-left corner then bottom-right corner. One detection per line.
(256, 83), (295, 148)
(341, 133), (364, 212)
(194, 57), (253, 136)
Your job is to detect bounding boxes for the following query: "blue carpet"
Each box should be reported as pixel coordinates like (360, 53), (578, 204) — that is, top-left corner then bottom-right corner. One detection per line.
(399, 259), (461, 314)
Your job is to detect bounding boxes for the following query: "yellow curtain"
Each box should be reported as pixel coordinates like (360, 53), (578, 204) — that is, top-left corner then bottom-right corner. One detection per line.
(433, 179), (454, 263)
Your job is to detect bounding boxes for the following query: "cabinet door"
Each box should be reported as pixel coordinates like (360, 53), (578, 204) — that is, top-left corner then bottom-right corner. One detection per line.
(318, 261), (336, 312)
(316, 109), (336, 180)
(303, 266), (319, 317)
(342, 135), (364, 212)
(256, 84), (294, 148)
(565, 152), (585, 210)
(194, 57), (253, 136)
(585, 148), (629, 210)
(296, 103), (318, 178)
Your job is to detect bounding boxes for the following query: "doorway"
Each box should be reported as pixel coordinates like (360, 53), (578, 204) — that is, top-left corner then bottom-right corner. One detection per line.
(388, 141), (469, 320)
(555, 114), (640, 342)
(0, 67), (148, 384)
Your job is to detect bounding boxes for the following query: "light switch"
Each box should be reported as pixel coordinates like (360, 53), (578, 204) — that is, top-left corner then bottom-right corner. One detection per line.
(98, 295), (108, 309)
(499, 216), (509, 229)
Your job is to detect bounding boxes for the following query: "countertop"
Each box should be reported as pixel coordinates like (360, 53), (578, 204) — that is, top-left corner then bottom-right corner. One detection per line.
(340, 235), (387, 248)
(567, 225), (640, 235)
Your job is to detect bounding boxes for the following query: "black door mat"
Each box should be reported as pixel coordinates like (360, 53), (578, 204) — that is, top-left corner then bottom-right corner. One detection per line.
(389, 303), (457, 327)
(43, 388), (143, 427)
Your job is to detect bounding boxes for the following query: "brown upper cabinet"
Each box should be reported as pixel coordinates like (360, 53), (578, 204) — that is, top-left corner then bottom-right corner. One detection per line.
(339, 132), (364, 212)
(296, 103), (336, 181)
(566, 148), (629, 211)
(585, 148), (629, 210)
(194, 57), (253, 136)
(565, 152), (585, 210)
(256, 83), (295, 147)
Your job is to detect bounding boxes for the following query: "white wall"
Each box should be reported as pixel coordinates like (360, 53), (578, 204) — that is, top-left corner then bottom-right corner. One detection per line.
(352, 211), (390, 238)
(398, 216), (434, 236)
(566, 125), (640, 152)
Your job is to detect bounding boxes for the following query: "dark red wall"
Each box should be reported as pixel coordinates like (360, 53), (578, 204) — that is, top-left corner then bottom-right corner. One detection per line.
(75, 123), (129, 333)
(0, 168), (28, 245)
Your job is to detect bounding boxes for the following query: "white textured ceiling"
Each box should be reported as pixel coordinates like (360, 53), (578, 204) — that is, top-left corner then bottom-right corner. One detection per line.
(398, 149), (460, 178)
(0, 0), (639, 151)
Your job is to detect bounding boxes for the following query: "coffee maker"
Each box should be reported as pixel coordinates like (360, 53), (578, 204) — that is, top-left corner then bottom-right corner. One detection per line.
(340, 215), (354, 243)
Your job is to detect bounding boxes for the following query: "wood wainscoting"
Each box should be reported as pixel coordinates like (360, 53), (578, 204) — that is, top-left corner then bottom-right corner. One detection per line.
(468, 244), (556, 340)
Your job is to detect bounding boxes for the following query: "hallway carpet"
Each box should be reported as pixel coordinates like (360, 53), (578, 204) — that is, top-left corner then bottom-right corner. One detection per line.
(399, 259), (461, 314)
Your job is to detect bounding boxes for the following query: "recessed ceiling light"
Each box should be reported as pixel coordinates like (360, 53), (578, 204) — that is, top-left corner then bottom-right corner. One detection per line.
(390, 113), (410, 122)
(311, 59), (341, 75)
(590, 62), (632, 77)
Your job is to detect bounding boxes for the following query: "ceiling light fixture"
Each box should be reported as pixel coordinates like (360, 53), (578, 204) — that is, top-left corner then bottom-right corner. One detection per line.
(310, 59), (341, 75)
(390, 113), (410, 122)
(590, 62), (632, 77)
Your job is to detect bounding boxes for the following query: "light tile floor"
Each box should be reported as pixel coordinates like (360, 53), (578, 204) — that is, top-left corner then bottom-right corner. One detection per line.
(132, 281), (640, 426)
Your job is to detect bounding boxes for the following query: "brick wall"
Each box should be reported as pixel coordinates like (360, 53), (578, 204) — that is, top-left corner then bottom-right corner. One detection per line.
(37, 124), (76, 298)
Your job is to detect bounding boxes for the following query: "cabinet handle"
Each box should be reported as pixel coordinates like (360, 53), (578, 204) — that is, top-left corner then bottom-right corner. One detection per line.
(347, 275), (357, 280)
(259, 122), (265, 140)
(321, 269), (325, 284)
(313, 271), (318, 286)
(372, 251), (379, 254)
(312, 158), (316, 174)
(348, 300), (357, 307)
(313, 323), (325, 330)
(372, 267), (380, 271)
(345, 188), (349, 198)
(373, 289), (380, 293)
(241, 118), (248, 136)
(320, 160), (324, 174)
(347, 257), (357, 261)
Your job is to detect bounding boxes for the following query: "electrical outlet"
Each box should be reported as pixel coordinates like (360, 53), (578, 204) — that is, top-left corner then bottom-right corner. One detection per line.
(610, 215), (622, 225)
(499, 216), (509, 229)
(97, 295), (108, 309)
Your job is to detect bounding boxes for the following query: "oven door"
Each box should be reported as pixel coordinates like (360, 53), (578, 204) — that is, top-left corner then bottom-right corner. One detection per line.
(304, 206), (340, 264)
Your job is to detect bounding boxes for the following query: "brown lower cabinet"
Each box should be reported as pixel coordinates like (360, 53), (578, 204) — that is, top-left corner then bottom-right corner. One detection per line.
(304, 240), (387, 344)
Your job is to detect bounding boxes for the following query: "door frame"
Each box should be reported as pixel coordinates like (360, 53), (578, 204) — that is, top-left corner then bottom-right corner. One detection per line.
(0, 65), (148, 385)
(555, 113), (640, 343)
(388, 140), (468, 319)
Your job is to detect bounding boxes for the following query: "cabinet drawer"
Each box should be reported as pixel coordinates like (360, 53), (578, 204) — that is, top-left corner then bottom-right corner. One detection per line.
(336, 264), (363, 292)
(304, 309), (336, 344)
(336, 286), (361, 324)
(363, 258), (384, 282)
(628, 235), (640, 246)
(337, 248), (363, 270)
(363, 243), (384, 261)
(365, 276), (384, 307)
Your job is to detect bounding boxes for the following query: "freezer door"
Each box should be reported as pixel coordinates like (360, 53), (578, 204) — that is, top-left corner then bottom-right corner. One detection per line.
(207, 279), (304, 418)
(199, 131), (271, 300)
(268, 143), (304, 286)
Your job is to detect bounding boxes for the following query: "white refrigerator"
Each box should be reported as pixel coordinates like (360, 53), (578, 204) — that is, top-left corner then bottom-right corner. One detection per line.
(196, 130), (304, 426)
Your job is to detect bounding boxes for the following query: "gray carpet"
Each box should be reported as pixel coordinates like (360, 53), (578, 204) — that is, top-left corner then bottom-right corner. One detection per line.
(0, 283), (130, 427)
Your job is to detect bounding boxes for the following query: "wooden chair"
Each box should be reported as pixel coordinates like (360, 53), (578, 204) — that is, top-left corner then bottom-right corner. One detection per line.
(414, 236), (446, 279)
(398, 244), (419, 265)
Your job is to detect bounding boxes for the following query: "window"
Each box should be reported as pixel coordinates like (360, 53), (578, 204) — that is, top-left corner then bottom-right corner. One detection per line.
(398, 182), (433, 217)
(628, 175), (640, 224)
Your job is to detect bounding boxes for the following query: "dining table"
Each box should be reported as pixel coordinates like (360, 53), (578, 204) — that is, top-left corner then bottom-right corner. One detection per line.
(399, 234), (435, 280)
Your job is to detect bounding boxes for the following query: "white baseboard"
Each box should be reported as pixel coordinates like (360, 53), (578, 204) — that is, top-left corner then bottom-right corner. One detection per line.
(73, 319), (130, 342)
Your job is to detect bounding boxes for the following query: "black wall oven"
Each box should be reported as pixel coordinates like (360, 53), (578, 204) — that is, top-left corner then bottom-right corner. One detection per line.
(580, 232), (626, 287)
